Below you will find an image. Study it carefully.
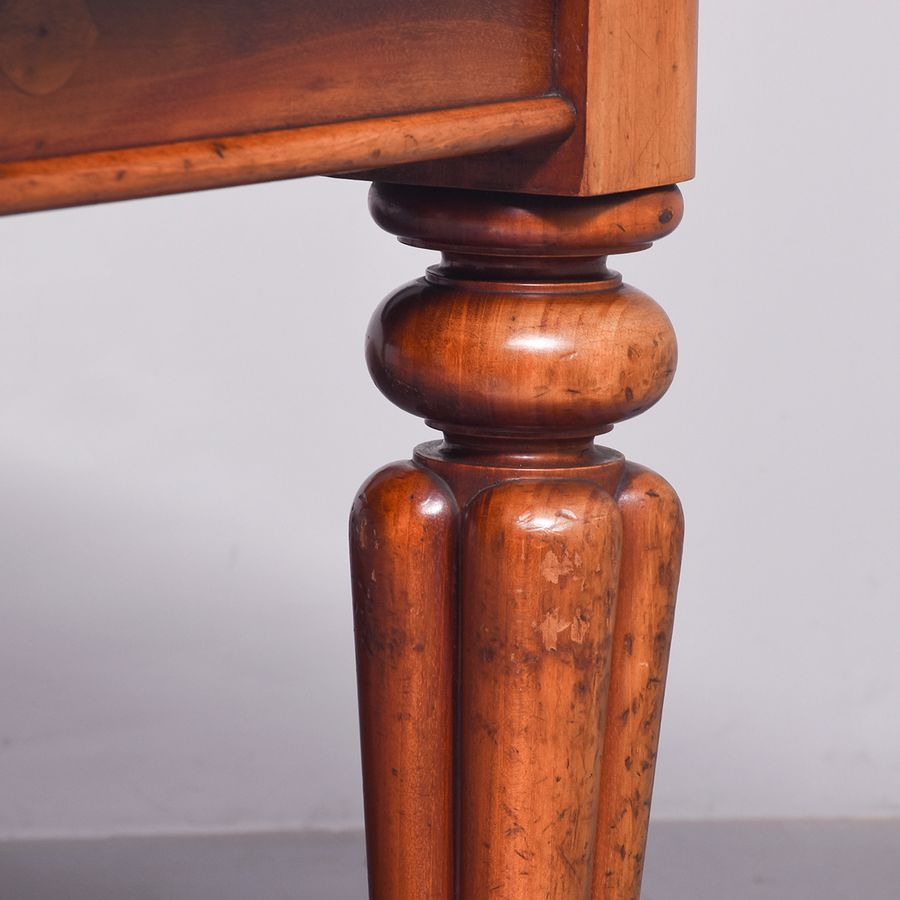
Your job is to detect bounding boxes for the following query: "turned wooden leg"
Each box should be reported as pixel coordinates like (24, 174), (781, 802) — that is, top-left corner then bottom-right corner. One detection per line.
(350, 183), (685, 899)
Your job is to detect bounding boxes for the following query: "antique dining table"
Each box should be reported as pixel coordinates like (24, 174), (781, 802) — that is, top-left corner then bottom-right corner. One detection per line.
(0, 1), (698, 897)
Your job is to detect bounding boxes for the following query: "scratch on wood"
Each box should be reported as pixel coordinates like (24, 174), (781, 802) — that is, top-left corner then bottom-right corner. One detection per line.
(536, 607), (591, 650)
(541, 547), (581, 583)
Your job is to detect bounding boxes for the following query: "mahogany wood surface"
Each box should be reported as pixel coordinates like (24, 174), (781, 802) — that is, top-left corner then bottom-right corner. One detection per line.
(352, 183), (687, 899)
(0, 0), (556, 161)
(356, 0), (698, 196)
(0, 98), (574, 215)
(350, 462), (456, 900)
(459, 478), (621, 898)
(4, 5), (699, 897)
(0, 0), (696, 213)
(593, 463), (683, 899)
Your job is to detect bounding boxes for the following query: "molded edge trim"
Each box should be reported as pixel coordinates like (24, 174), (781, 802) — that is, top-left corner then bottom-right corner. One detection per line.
(0, 98), (575, 216)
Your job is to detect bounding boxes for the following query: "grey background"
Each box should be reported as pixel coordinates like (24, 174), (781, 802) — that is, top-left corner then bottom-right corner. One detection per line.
(1, 0), (898, 840)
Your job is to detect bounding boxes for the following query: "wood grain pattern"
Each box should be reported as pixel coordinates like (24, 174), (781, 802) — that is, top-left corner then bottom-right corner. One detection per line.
(579, 0), (698, 194)
(355, 183), (687, 898)
(2, 4), (700, 894)
(0, 0), (556, 161)
(368, 279), (676, 435)
(2, 0), (699, 212)
(367, 183), (682, 437)
(350, 462), (457, 900)
(593, 464), (684, 899)
(459, 479), (621, 899)
(0, 98), (574, 215)
(0, 0), (98, 97)
(355, 0), (698, 196)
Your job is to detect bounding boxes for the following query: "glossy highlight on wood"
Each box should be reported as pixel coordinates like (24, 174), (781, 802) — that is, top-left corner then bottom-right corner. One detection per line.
(352, 183), (686, 899)
(367, 183), (681, 437)
(459, 479), (621, 899)
(1, 0), (697, 214)
(0, 0), (557, 161)
(593, 463), (684, 898)
(0, 98), (575, 216)
(2, 4), (699, 894)
(350, 462), (457, 900)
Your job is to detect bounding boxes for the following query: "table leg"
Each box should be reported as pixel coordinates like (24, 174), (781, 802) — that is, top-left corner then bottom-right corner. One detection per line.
(350, 183), (685, 900)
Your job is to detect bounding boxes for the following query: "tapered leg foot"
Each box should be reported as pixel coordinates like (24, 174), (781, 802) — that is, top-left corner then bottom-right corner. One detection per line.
(350, 462), (457, 900)
(459, 479), (621, 899)
(594, 464), (684, 899)
(352, 183), (687, 899)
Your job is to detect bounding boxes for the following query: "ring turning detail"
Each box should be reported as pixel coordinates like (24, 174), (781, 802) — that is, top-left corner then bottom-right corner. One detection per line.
(351, 182), (685, 900)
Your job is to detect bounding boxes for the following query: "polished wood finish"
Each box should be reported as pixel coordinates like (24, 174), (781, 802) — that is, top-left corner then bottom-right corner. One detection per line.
(0, 0), (556, 161)
(367, 183), (681, 436)
(0, 99), (574, 216)
(350, 462), (457, 900)
(357, 0), (698, 195)
(593, 463), (683, 898)
(0, 0), (696, 213)
(459, 479), (621, 899)
(352, 183), (686, 898)
(4, 5), (698, 896)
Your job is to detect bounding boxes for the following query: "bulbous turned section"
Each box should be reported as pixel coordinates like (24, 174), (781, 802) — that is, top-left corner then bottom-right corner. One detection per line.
(366, 183), (682, 440)
(356, 182), (688, 900)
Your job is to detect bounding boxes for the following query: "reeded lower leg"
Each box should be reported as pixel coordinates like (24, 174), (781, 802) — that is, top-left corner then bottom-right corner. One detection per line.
(350, 462), (456, 899)
(594, 464), (684, 899)
(459, 479), (621, 899)
(351, 183), (686, 899)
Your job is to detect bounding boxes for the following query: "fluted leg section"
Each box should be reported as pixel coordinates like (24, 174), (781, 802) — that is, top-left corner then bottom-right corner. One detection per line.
(460, 480), (621, 899)
(352, 182), (689, 899)
(593, 465), (684, 899)
(350, 462), (457, 900)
